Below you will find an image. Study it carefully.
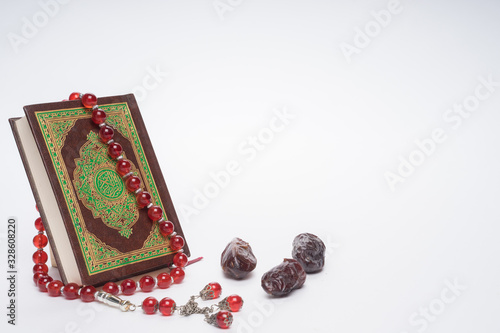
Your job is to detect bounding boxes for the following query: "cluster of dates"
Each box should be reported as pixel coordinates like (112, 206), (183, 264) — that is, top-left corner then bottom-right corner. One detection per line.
(220, 233), (326, 297)
(262, 233), (326, 296)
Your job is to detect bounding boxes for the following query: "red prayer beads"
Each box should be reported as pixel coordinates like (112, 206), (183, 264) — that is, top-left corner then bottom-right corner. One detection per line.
(99, 125), (114, 142)
(158, 297), (176, 316)
(33, 263), (48, 274)
(170, 267), (185, 284)
(34, 217), (44, 231)
(81, 93), (97, 108)
(142, 297), (159, 314)
(148, 205), (163, 221)
(173, 252), (188, 268)
(157, 272), (173, 289)
(78, 92), (186, 263)
(208, 282), (222, 299)
(33, 272), (43, 285)
(200, 282), (222, 300)
(170, 235), (184, 251)
(37, 275), (53, 292)
(48, 280), (64, 297)
(103, 282), (120, 295)
(159, 220), (174, 236)
(29, 208), (234, 328)
(63, 283), (80, 300)
(120, 279), (137, 295)
(108, 142), (123, 159)
(216, 311), (233, 329)
(81, 286), (97, 302)
(33, 250), (48, 264)
(91, 109), (107, 125)
(69, 92), (81, 100)
(136, 191), (152, 208)
(33, 234), (48, 248)
(139, 275), (156, 292)
(226, 295), (243, 312)
(116, 159), (132, 176)
(125, 175), (141, 192)
(24, 91), (217, 326)
(31, 205), (193, 302)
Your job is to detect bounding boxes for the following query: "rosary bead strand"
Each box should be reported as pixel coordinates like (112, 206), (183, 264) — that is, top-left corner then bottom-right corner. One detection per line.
(30, 213), (241, 328)
(27, 93), (242, 329)
(70, 92), (186, 270)
(31, 212), (197, 297)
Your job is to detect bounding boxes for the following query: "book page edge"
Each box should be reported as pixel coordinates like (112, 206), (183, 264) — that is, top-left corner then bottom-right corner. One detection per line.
(10, 117), (81, 285)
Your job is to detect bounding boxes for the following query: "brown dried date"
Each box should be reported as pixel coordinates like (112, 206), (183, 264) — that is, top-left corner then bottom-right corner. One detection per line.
(261, 258), (306, 296)
(292, 233), (326, 273)
(221, 238), (257, 279)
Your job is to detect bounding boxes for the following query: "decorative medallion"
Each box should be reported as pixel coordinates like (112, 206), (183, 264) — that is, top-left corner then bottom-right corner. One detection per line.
(73, 130), (140, 239)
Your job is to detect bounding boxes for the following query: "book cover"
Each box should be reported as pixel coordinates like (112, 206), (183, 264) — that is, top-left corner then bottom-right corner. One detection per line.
(12, 94), (189, 286)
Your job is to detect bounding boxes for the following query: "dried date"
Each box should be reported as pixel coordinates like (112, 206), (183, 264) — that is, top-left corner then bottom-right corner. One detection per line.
(261, 258), (306, 296)
(292, 233), (326, 273)
(221, 238), (257, 279)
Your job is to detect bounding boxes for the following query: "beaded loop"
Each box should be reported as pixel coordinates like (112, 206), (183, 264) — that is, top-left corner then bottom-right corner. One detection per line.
(24, 93), (229, 327)
(30, 206), (225, 327)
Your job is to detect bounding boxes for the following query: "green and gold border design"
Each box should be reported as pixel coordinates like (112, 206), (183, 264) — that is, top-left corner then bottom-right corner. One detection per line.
(36, 103), (173, 275)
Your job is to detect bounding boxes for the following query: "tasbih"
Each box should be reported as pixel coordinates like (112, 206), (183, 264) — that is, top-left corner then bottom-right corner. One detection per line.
(30, 93), (244, 328)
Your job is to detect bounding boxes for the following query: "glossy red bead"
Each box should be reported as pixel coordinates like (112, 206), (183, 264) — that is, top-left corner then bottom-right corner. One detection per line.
(173, 252), (188, 268)
(142, 297), (158, 314)
(80, 285), (97, 302)
(35, 274), (49, 286)
(159, 221), (174, 236)
(216, 311), (233, 329)
(170, 235), (184, 251)
(205, 282), (222, 299)
(226, 295), (243, 312)
(120, 279), (137, 295)
(139, 275), (156, 292)
(63, 283), (80, 299)
(136, 191), (152, 208)
(148, 205), (163, 221)
(116, 159), (132, 176)
(125, 175), (141, 192)
(99, 125), (114, 142)
(33, 263), (48, 274)
(170, 267), (185, 284)
(47, 280), (64, 297)
(33, 250), (48, 264)
(102, 282), (120, 295)
(69, 92), (81, 100)
(37, 275), (53, 292)
(33, 234), (48, 248)
(108, 142), (123, 159)
(158, 297), (176, 316)
(33, 273), (43, 285)
(81, 93), (97, 108)
(34, 217), (44, 231)
(91, 109), (107, 125)
(156, 272), (173, 289)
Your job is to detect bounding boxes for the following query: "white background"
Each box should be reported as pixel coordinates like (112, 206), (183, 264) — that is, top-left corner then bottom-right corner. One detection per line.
(1, 0), (500, 332)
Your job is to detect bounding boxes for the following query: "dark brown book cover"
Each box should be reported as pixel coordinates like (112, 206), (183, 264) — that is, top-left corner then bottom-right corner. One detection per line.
(12, 94), (189, 286)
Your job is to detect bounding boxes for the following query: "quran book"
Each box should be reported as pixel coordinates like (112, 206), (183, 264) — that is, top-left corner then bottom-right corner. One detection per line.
(10, 94), (189, 286)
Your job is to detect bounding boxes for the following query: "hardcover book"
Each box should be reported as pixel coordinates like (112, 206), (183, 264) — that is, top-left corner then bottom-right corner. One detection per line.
(10, 94), (189, 286)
